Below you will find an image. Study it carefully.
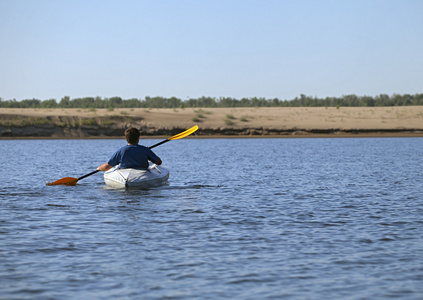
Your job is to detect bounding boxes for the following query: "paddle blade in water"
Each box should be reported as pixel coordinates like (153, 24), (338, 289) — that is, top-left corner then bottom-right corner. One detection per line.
(46, 177), (79, 186)
(168, 125), (198, 141)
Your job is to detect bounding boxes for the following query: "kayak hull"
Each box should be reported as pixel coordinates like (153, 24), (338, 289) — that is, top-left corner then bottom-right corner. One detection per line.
(104, 164), (169, 189)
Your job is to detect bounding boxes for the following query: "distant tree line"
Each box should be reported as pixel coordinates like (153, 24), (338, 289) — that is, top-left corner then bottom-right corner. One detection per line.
(1, 93), (423, 109)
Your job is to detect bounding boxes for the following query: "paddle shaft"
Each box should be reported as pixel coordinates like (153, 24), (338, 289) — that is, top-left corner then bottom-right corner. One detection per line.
(149, 139), (169, 149)
(78, 170), (100, 180)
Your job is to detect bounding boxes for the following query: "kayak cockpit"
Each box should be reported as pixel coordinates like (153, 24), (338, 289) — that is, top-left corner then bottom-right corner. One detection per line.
(104, 163), (169, 189)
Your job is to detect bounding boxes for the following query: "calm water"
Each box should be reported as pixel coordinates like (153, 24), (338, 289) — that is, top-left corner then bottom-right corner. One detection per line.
(1, 137), (423, 299)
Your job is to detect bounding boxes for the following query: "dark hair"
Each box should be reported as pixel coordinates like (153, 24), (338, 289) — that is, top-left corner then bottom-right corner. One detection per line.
(125, 127), (140, 144)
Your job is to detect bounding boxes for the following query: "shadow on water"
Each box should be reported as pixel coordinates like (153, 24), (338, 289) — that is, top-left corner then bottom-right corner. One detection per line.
(101, 183), (219, 192)
(163, 184), (220, 190)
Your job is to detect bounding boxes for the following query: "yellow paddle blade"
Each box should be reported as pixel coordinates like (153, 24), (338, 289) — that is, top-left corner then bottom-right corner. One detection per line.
(168, 125), (198, 141)
(46, 177), (79, 186)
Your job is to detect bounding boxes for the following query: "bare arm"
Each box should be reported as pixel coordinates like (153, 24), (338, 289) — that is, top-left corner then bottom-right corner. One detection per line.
(97, 163), (113, 172)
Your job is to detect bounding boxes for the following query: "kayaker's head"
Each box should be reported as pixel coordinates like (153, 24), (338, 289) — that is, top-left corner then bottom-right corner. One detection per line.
(125, 127), (140, 145)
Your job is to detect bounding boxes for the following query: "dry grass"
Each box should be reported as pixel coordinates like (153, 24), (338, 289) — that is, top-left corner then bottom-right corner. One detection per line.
(1, 106), (423, 131)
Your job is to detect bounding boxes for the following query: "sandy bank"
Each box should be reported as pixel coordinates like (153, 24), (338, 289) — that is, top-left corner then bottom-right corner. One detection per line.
(1, 107), (423, 138)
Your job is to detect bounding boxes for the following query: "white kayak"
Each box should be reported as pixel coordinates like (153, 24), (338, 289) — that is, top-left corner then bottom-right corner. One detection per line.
(104, 163), (169, 189)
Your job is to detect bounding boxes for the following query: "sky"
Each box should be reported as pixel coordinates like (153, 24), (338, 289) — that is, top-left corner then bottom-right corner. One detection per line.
(1, 0), (423, 101)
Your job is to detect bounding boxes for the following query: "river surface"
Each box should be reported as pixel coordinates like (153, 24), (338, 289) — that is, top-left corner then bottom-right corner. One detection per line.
(1, 137), (423, 299)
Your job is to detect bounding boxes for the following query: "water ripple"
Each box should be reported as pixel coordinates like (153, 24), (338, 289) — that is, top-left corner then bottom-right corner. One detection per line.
(1, 138), (423, 299)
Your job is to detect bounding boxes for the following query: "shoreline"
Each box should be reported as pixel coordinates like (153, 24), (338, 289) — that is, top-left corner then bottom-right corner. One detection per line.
(1, 130), (422, 140)
(1, 107), (422, 139)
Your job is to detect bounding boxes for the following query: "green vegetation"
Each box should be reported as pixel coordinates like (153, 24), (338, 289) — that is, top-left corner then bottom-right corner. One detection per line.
(224, 119), (235, 126)
(1, 93), (423, 109)
(192, 109), (209, 122)
(194, 108), (212, 115)
(240, 115), (250, 122)
(80, 118), (98, 126)
(0, 115), (125, 127)
(0, 116), (51, 127)
(99, 118), (116, 126)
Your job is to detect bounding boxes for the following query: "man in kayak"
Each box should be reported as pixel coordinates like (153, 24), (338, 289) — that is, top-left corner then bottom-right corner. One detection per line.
(97, 127), (162, 172)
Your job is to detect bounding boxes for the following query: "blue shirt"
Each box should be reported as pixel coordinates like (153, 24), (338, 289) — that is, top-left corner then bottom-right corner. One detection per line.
(107, 145), (159, 169)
